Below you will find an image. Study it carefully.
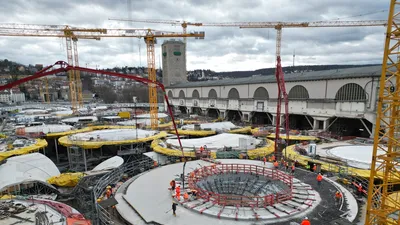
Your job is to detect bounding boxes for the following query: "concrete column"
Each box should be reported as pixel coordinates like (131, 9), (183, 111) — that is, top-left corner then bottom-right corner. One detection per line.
(323, 120), (330, 131)
(272, 115), (284, 126)
(243, 113), (249, 122)
(370, 123), (375, 138)
(313, 119), (318, 130)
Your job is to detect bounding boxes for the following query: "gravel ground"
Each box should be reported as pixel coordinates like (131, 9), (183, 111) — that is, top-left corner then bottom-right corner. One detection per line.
(274, 167), (351, 225)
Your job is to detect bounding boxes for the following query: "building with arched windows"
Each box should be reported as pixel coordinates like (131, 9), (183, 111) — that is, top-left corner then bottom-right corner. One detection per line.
(165, 65), (385, 138)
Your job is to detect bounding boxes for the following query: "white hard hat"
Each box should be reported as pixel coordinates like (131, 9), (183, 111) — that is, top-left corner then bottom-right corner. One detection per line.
(304, 216), (308, 220)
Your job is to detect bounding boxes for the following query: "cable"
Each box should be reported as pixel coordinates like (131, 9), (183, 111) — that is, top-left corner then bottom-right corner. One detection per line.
(315, 9), (388, 22)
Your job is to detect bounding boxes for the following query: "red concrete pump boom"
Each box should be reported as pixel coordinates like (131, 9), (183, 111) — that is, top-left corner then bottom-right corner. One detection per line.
(0, 61), (184, 156)
(274, 56), (289, 160)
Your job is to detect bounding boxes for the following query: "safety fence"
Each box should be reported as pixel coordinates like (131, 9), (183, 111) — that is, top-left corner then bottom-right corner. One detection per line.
(187, 164), (293, 208)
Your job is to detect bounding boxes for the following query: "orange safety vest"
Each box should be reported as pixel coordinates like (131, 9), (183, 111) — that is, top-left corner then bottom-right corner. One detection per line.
(291, 165), (295, 170)
(358, 185), (362, 192)
(183, 193), (189, 200)
(273, 161), (279, 167)
(263, 157), (266, 162)
(300, 219), (311, 225)
(335, 192), (342, 198)
(272, 155), (276, 161)
(317, 174), (323, 182)
(200, 146), (204, 152)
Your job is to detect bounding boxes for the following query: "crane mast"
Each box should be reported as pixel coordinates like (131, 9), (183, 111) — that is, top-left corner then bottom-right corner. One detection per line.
(0, 25), (205, 129)
(365, 0), (400, 224)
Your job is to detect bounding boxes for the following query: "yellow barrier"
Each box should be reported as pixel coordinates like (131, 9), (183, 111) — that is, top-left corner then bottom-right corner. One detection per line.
(247, 139), (275, 159)
(0, 134), (7, 138)
(267, 134), (319, 141)
(47, 172), (84, 187)
(151, 139), (196, 158)
(58, 131), (168, 149)
(283, 145), (373, 178)
(0, 139), (48, 162)
(151, 139), (274, 160)
(228, 126), (252, 134)
(168, 129), (216, 137)
(0, 195), (15, 200)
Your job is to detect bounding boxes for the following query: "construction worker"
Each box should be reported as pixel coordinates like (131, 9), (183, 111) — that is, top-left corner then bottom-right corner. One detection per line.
(273, 161), (279, 169)
(357, 183), (363, 197)
(335, 191), (343, 206)
(300, 216), (311, 225)
(170, 180), (176, 191)
(200, 146), (204, 154)
(263, 156), (266, 165)
(271, 155), (276, 162)
(176, 185), (181, 200)
(312, 164), (317, 173)
(316, 173), (323, 188)
(105, 186), (113, 199)
(183, 192), (189, 201)
(189, 189), (198, 198)
(284, 161), (289, 171)
(153, 160), (158, 168)
(291, 164), (295, 175)
(172, 199), (178, 216)
(305, 164), (310, 171)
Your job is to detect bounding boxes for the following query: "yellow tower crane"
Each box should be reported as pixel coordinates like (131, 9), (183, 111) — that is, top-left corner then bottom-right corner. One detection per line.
(108, 18), (386, 65)
(0, 23), (106, 112)
(0, 26), (205, 129)
(365, 1), (400, 224)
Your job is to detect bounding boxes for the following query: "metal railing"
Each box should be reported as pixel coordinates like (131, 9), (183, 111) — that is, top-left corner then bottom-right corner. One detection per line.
(92, 157), (154, 225)
(187, 164), (293, 208)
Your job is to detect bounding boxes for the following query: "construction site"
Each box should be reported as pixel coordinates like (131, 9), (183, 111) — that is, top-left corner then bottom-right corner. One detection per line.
(0, 1), (399, 225)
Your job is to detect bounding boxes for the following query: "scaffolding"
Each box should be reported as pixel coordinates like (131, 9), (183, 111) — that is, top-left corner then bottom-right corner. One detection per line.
(67, 146), (89, 172)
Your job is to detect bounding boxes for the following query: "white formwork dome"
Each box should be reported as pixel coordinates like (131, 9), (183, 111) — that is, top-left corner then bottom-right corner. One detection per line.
(24, 124), (73, 134)
(135, 113), (169, 119)
(92, 156), (124, 171)
(328, 145), (386, 169)
(0, 153), (60, 191)
(181, 122), (237, 132)
(166, 133), (262, 151)
(68, 129), (158, 141)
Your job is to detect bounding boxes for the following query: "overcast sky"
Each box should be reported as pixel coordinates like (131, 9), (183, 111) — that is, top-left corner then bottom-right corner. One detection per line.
(0, 0), (389, 72)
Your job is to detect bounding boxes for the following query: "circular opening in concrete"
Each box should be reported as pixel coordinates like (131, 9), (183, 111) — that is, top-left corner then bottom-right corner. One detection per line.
(188, 164), (293, 207)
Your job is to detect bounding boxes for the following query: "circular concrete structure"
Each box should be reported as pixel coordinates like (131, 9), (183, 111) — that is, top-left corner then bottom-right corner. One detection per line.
(188, 164), (292, 208)
(327, 145), (385, 169)
(118, 159), (321, 224)
(58, 129), (167, 149)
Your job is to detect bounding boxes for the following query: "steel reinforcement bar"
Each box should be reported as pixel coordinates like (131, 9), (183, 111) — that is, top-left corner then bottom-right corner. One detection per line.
(188, 164), (293, 208)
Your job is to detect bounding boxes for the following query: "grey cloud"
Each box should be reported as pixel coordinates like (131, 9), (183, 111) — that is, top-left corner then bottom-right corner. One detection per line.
(0, 0), (390, 72)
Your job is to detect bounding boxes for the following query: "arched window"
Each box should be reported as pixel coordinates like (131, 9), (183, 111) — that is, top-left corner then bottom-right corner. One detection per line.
(228, 88), (240, 99)
(288, 85), (309, 100)
(335, 83), (367, 101)
(178, 90), (185, 99)
(192, 89), (200, 99)
(208, 89), (218, 99)
(253, 87), (269, 100)
(168, 90), (173, 98)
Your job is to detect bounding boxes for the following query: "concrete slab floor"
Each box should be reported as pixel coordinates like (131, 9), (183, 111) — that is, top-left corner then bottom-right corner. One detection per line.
(116, 159), (355, 225)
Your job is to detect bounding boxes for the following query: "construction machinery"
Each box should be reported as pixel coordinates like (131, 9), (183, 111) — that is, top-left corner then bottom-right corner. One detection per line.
(365, 1), (400, 224)
(108, 18), (386, 159)
(0, 25), (205, 129)
(0, 24), (106, 111)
